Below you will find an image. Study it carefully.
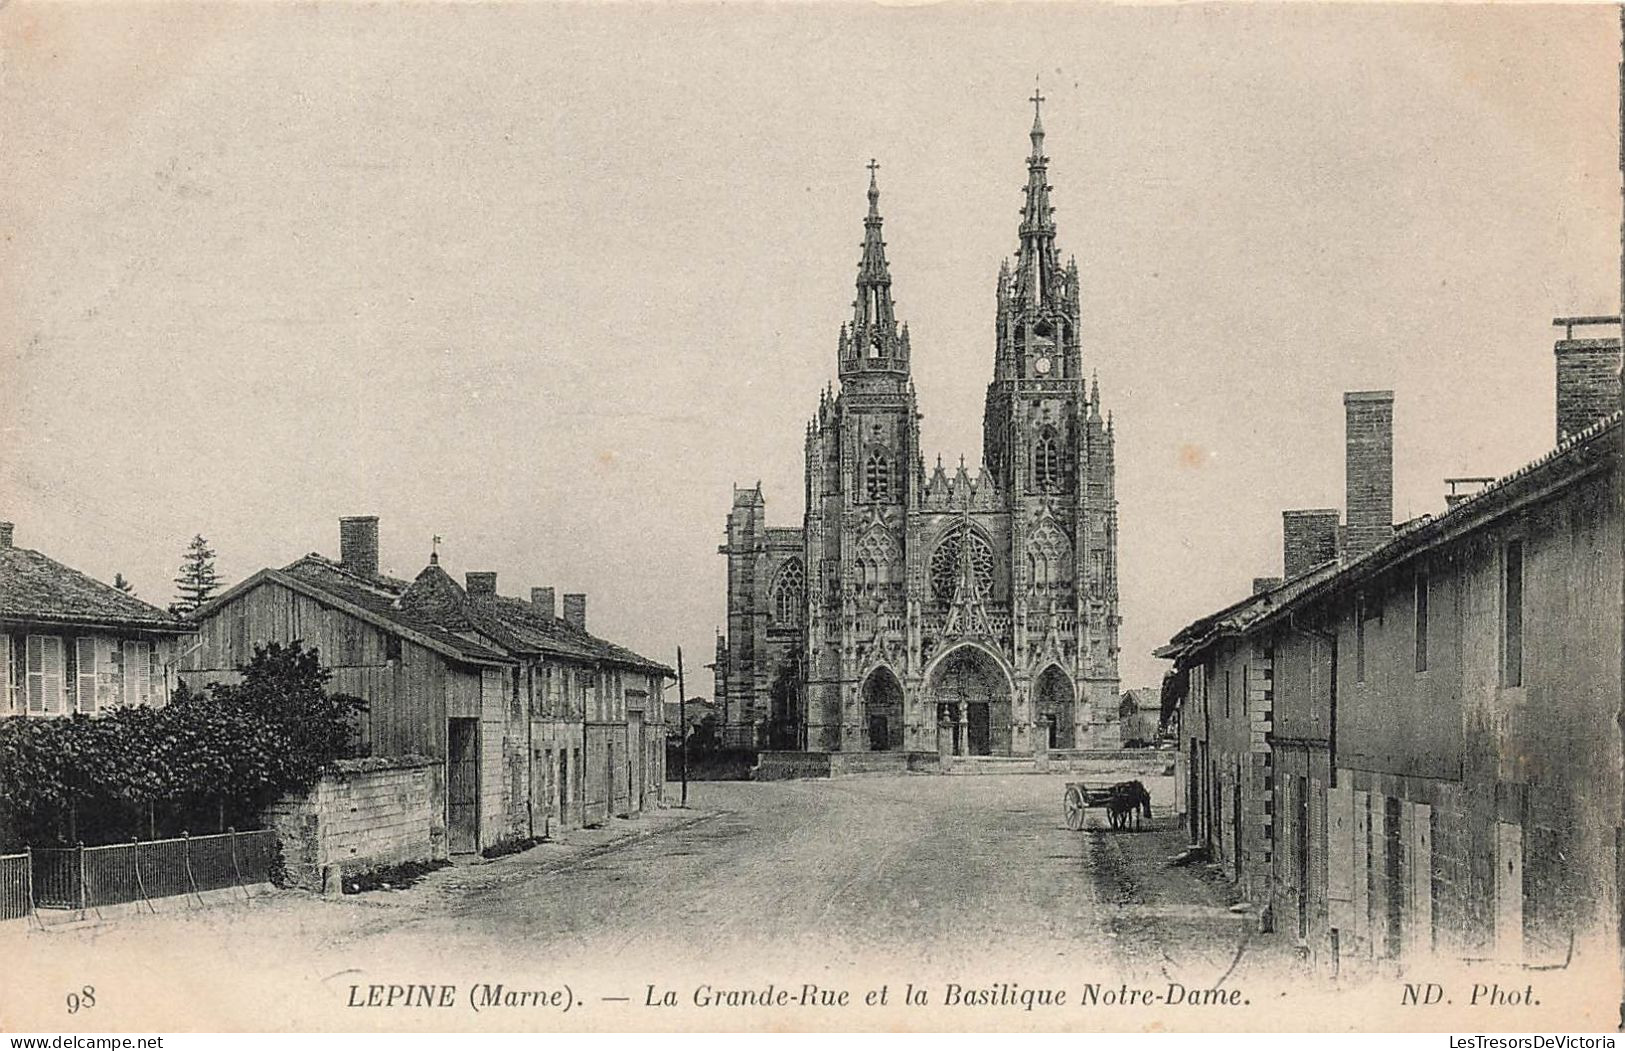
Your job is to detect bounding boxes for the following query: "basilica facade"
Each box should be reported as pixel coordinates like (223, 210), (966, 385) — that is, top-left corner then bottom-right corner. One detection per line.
(716, 100), (1121, 756)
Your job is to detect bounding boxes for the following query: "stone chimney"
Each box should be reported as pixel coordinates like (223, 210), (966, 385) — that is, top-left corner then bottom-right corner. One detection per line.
(1252, 577), (1283, 595)
(339, 516), (379, 577)
(1282, 509), (1340, 579)
(1344, 391), (1394, 561)
(1552, 319), (1622, 442)
(563, 593), (587, 632)
(0, 522), (12, 549)
(465, 572), (497, 597)
(531, 587), (556, 621)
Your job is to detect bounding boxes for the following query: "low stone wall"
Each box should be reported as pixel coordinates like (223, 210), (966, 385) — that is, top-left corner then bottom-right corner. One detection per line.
(753, 751), (832, 781)
(756, 751), (941, 780)
(1045, 750), (1176, 778)
(264, 755), (446, 891)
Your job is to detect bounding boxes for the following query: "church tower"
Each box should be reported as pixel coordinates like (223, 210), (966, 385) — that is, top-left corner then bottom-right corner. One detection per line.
(982, 89), (1120, 749)
(721, 98), (1120, 757)
(804, 163), (921, 752)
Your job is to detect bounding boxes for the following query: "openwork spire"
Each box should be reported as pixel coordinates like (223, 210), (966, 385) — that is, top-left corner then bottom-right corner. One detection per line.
(855, 159), (895, 333)
(1015, 84), (1061, 307)
(841, 159), (908, 379)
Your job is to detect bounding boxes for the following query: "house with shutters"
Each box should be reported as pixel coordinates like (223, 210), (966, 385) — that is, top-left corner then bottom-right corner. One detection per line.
(0, 521), (195, 719)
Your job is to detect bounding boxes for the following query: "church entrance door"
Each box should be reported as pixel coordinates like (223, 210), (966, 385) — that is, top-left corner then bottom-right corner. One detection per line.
(860, 667), (904, 752)
(967, 703), (991, 755)
(1033, 665), (1076, 750)
(928, 645), (1011, 757)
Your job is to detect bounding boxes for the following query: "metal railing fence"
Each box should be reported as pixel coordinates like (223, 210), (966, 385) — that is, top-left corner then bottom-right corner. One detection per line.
(8, 829), (277, 922)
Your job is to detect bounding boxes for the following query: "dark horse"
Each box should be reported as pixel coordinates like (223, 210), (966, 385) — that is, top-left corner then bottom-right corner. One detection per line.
(1107, 780), (1152, 831)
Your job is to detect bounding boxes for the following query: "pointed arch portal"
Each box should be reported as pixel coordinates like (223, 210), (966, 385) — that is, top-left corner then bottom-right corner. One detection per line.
(1033, 664), (1076, 750)
(927, 644), (1014, 756)
(861, 666), (904, 752)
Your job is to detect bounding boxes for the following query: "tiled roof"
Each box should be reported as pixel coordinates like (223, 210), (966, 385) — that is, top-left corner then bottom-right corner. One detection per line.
(253, 557), (511, 664)
(474, 593), (675, 676)
(0, 545), (192, 632)
(1160, 410), (1623, 663)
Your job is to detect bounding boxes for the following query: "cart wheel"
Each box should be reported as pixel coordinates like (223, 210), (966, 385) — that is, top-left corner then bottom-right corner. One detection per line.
(1063, 785), (1086, 831)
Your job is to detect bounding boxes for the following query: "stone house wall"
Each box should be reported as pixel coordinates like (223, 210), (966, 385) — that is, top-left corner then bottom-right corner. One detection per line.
(264, 755), (445, 891)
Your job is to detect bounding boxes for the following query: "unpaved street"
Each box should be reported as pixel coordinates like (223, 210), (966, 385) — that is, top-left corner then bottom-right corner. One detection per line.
(6, 774), (1282, 1031)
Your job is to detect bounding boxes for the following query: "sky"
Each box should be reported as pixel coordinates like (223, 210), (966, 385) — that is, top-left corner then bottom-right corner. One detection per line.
(1, 2), (1619, 694)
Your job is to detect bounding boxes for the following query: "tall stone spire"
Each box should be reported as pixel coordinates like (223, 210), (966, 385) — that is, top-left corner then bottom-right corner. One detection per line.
(841, 159), (909, 380)
(1015, 84), (1061, 307)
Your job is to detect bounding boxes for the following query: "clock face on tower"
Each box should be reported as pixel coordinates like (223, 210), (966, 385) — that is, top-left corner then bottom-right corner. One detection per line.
(1034, 356), (1052, 376)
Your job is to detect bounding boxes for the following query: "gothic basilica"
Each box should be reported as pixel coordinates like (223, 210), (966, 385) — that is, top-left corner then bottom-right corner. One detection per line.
(716, 98), (1120, 756)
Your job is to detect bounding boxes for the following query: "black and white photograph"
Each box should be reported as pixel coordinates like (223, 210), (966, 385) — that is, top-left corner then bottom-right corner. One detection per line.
(1, 0), (1623, 1037)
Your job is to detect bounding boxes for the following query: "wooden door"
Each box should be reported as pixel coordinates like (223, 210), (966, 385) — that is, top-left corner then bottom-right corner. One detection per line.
(967, 703), (990, 755)
(629, 714), (645, 812)
(447, 718), (480, 854)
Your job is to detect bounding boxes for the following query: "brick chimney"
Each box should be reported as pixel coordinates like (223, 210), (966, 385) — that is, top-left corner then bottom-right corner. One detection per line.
(339, 516), (379, 577)
(1282, 509), (1340, 578)
(563, 593), (587, 632)
(1344, 391), (1394, 561)
(531, 587), (556, 621)
(1553, 322), (1622, 442)
(465, 572), (497, 597)
(0, 522), (12, 549)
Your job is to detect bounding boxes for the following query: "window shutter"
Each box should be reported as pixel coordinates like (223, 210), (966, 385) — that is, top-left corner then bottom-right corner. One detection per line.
(76, 638), (98, 714)
(122, 641), (136, 707)
(134, 641), (151, 706)
(26, 636), (43, 713)
(39, 637), (64, 715)
(0, 635), (11, 715)
(121, 640), (153, 707)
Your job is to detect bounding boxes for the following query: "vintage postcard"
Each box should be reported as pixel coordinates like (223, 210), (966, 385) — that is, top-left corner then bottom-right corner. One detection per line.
(1, 0), (1622, 1036)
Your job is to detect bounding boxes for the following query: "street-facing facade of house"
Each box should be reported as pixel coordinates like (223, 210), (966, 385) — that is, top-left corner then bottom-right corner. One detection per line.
(1161, 323), (1624, 976)
(0, 521), (195, 720)
(182, 516), (671, 858)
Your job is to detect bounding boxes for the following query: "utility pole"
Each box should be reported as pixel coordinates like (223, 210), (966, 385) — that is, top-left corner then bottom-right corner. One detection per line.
(677, 646), (688, 808)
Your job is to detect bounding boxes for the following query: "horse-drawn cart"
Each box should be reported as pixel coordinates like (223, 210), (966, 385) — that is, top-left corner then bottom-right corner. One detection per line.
(1062, 781), (1114, 830)
(1063, 779), (1152, 831)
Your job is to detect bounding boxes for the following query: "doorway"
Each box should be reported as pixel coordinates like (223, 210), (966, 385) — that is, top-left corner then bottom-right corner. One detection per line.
(967, 702), (991, 756)
(929, 646), (1009, 756)
(860, 667), (904, 752)
(1032, 666), (1075, 750)
(447, 718), (480, 854)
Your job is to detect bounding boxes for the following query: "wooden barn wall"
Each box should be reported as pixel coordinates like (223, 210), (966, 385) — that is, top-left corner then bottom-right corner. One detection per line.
(180, 580), (449, 759)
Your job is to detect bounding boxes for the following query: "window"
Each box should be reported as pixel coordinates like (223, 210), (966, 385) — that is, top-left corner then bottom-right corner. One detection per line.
(864, 450), (892, 501)
(1025, 522), (1071, 591)
(1034, 435), (1062, 491)
(772, 560), (806, 624)
(856, 530), (899, 591)
(929, 527), (995, 603)
(26, 635), (64, 715)
(76, 637), (98, 714)
(385, 635), (403, 662)
(1224, 668), (1232, 719)
(1414, 573), (1429, 673)
(1503, 540), (1523, 687)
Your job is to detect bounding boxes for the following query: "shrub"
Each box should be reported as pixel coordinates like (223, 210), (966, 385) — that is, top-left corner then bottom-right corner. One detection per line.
(0, 641), (365, 848)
